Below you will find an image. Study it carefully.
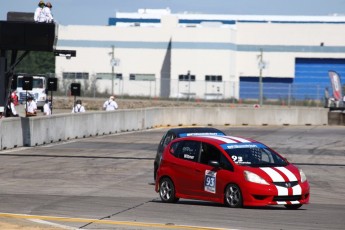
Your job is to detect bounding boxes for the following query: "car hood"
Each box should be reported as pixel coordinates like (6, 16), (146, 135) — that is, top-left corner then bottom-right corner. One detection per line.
(243, 164), (301, 183)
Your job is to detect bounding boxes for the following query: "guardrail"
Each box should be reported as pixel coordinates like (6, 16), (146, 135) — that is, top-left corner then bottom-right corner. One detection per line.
(0, 107), (328, 150)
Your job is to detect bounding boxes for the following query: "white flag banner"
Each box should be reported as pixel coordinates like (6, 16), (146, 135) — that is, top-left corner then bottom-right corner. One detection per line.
(328, 71), (343, 101)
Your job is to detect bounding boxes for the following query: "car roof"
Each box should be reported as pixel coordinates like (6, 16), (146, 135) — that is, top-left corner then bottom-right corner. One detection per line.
(176, 135), (262, 149)
(167, 127), (226, 137)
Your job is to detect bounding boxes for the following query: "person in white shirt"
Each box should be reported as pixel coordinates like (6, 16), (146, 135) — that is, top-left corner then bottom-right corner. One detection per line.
(34, 1), (54, 23)
(6, 97), (19, 117)
(34, 1), (46, 22)
(43, 99), (51, 115)
(26, 96), (37, 117)
(43, 2), (54, 23)
(72, 100), (86, 113)
(103, 96), (118, 111)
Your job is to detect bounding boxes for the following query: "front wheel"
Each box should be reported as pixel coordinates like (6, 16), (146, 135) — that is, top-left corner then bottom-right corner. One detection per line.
(159, 177), (179, 203)
(284, 204), (303, 209)
(224, 184), (243, 208)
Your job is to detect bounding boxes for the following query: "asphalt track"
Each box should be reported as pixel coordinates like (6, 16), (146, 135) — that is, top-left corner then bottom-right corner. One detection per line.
(0, 126), (344, 230)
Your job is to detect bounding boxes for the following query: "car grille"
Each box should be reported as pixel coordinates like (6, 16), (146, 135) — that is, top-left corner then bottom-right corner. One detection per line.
(273, 195), (302, 202)
(273, 181), (298, 188)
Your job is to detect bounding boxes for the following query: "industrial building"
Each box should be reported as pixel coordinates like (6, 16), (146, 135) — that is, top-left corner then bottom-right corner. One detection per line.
(56, 9), (345, 101)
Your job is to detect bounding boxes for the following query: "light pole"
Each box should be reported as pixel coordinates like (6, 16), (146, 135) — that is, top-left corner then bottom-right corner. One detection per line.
(187, 70), (191, 101)
(110, 45), (115, 95)
(257, 49), (265, 106)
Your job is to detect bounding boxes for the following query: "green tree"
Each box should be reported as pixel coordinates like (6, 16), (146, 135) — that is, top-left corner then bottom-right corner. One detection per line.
(13, 51), (55, 74)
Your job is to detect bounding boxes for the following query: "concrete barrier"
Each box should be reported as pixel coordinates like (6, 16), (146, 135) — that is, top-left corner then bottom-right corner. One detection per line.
(0, 107), (328, 150)
(328, 111), (345, 125)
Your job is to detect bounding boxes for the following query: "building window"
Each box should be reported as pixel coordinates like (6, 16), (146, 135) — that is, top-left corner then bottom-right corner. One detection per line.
(129, 74), (155, 81)
(205, 75), (222, 82)
(96, 73), (122, 80)
(179, 74), (195, 81)
(63, 72), (89, 80)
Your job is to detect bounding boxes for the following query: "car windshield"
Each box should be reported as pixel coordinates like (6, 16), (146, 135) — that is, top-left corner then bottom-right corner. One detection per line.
(222, 143), (288, 167)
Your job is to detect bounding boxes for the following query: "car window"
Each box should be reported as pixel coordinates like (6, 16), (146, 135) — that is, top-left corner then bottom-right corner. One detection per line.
(199, 142), (233, 170)
(172, 140), (200, 162)
(163, 132), (174, 147)
(223, 143), (287, 167)
(219, 154), (233, 171)
(159, 133), (167, 146)
(199, 142), (221, 165)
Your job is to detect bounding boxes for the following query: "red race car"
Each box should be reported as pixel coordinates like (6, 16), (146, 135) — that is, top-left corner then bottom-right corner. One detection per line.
(155, 135), (310, 209)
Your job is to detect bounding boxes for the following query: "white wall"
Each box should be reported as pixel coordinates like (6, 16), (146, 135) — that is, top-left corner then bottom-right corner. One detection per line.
(55, 18), (345, 99)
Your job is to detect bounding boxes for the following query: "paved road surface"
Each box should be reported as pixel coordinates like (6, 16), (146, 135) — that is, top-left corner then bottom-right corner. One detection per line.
(0, 126), (344, 229)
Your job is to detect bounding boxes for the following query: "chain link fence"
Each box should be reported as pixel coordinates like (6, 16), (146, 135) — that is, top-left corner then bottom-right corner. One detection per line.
(51, 73), (340, 107)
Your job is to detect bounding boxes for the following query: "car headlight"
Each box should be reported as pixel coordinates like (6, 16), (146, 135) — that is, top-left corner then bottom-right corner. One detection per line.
(244, 170), (269, 185)
(299, 169), (307, 183)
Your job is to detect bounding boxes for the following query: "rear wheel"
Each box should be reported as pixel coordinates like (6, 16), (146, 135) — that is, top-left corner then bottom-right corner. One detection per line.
(159, 177), (179, 203)
(224, 184), (243, 208)
(284, 204), (303, 209)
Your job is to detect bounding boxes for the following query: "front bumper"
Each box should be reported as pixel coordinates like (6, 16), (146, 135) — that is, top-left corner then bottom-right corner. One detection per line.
(241, 181), (310, 207)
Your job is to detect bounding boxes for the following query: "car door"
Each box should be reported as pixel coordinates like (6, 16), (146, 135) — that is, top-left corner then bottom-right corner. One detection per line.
(171, 140), (201, 196)
(195, 142), (234, 200)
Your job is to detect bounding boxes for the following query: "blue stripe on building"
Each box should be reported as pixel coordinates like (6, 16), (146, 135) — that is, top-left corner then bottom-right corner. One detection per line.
(107, 18), (345, 26)
(57, 40), (345, 53)
(108, 18), (160, 25)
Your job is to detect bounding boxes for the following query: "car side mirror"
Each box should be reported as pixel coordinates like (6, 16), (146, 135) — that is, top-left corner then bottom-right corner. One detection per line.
(208, 160), (220, 168)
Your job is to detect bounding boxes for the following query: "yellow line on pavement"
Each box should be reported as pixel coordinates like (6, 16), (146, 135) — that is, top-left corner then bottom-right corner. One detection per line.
(0, 212), (229, 230)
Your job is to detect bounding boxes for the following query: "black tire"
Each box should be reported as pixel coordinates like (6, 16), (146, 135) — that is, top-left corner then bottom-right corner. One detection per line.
(159, 177), (179, 203)
(284, 204), (303, 209)
(224, 184), (243, 208)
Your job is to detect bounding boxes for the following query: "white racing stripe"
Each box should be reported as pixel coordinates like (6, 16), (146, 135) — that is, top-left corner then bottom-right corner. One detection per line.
(227, 136), (251, 143)
(260, 167), (285, 182)
(292, 185), (302, 195)
(275, 167), (297, 181)
(205, 136), (238, 143)
(260, 167), (288, 196)
(275, 167), (302, 195)
(276, 201), (287, 205)
(276, 186), (288, 196)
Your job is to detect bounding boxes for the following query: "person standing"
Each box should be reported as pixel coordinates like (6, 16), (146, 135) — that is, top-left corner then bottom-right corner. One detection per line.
(34, 0), (46, 22)
(43, 99), (51, 115)
(72, 100), (86, 113)
(6, 97), (19, 117)
(43, 2), (54, 23)
(103, 96), (118, 111)
(11, 90), (19, 106)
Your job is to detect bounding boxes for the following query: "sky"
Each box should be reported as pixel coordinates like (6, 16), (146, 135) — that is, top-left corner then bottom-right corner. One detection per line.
(1, 0), (345, 25)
